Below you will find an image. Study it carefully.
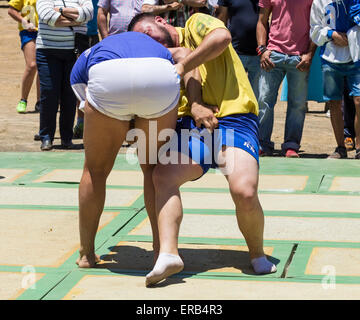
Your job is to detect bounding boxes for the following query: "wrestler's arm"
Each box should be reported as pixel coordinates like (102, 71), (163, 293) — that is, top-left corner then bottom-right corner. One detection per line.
(169, 46), (219, 131)
(168, 47), (202, 104)
(171, 28), (230, 131)
(177, 27), (231, 75)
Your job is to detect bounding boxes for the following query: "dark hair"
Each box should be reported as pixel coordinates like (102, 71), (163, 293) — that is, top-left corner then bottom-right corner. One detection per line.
(128, 13), (156, 31)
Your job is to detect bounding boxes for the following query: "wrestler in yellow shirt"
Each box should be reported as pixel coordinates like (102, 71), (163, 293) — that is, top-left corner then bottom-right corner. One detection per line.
(176, 13), (258, 118)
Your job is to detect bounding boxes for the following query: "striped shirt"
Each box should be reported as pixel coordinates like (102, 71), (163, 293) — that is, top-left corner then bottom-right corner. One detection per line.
(97, 0), (142, 35)
(36, 0), (93, 49)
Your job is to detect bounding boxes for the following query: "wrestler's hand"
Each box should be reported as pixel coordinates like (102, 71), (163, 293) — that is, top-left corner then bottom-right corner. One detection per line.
(260, 50), (275, 71)
(191, 102), (219, 133)
(174, 62), (185, 79)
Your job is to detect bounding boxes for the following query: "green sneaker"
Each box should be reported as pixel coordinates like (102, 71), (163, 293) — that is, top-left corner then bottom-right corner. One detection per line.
(16, 100), (27, 113)
(73, 122), (84, 139)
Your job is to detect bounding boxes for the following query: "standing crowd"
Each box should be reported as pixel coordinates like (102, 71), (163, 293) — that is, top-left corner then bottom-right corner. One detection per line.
(7, 0), (360, 159)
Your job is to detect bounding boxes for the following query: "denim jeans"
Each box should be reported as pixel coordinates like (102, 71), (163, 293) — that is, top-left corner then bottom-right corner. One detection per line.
(239, 54), (261, 100)
(343, 82), (356, 138)
(36, 48), (77, 142)
(258, 51), (309, 153)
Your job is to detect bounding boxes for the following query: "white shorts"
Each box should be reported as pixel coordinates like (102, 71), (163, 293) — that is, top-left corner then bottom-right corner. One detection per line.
(72, 57), (180, 121)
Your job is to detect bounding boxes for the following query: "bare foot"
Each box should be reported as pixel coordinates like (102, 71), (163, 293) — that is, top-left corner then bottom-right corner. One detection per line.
(76, 253), (101, 268)
(146, 253), (184, 287)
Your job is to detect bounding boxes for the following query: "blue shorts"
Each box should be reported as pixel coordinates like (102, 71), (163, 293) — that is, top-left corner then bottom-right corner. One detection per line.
(321, 59), (360, 100)
(20, 30), (37, 50)
(175, 113), (259, 176)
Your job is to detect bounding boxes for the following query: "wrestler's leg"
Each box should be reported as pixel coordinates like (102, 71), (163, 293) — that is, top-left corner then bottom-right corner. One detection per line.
(77, 101), (130, 268)
(134, 106), (178, 263)
(219, 146), (276, 274)
(145, 155), (202, 286)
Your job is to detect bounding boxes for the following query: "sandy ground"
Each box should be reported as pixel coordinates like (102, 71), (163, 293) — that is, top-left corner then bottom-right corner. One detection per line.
(0, 3), (354, 157)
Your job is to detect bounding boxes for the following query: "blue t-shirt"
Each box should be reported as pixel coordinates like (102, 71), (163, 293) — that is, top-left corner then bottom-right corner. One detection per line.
(87, 0), (99, 36)
(70, 32), (174, 86)
(217, 0), (259, 56)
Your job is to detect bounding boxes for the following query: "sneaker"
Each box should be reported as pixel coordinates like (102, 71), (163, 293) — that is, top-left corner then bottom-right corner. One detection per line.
(355, 149), (360, 159)
(73, 122), (84, 139)
(285, 149), (299, 158)
(328, 146), (347, 159)
(344, 137), (355, 151)
(61, 140), (75, 149)
(16, 100), (27, 113)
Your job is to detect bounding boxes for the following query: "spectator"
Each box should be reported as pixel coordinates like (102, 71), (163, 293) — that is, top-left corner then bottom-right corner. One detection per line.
(8, 0), (40, 114)
(87, 0), (100, 44)
(73, 0), (100, 139)
(97, 0), (142, 39)
(310, 0), (360, 159)
(36, 0), (93, 151)
(343, 83), (356, 151)
(141, 0), (207, 27)
(216, 0), (261, 99)
(256, 0), (316, 158)
(280, 47), (326, 111)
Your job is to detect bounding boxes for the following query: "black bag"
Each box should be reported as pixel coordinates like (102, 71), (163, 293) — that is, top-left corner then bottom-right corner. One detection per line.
(60, 0), (90, 56)
(74, 32), (90, 56)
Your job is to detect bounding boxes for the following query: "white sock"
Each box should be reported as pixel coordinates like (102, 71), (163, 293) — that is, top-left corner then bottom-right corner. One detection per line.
(146, 253), (184, 286)
(251, 256), (277, 274)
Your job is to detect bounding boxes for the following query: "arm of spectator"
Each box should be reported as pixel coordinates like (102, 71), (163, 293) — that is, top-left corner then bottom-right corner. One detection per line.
(163, 0), (207, 7)
(97, 7), (109, 39)
(331, 31), (349, 47)
(142, 2), (183, 14)
(177, 28), (232, 75)
(8, 6), (36, 31)
(310, 0), (334, 46)
(215, 5), (228, 25)
(257, 7), (274, 71)
(36, 0), (81, 27)
(296, 41), (317, 72)
(59, 0), (93, 24)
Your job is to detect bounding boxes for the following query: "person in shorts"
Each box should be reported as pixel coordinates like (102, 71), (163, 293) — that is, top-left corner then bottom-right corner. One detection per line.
(8, 0), (40, 113)
(310, 0), (360, 159)
(129, 12), (277, 286)
(70, 31), (194, 268)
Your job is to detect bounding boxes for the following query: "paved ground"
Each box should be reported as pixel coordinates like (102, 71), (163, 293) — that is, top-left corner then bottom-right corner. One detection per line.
(1, 1), (360, 301)
(1, 153), (360, 300)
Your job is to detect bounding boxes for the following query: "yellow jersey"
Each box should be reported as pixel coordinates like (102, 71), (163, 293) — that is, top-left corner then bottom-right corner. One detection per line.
(9, 0), (38, 32)
(176, 13), (258, 118)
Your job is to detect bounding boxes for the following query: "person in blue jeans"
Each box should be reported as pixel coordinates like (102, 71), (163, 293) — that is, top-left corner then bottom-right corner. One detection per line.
(343, 82), (356, 151)
(310, 0), (360, 159)
(35, 0), (93, 151)
(216, 0), (261, 100)
(256, 0), (316, 158)
(73, 0), (100, 139)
